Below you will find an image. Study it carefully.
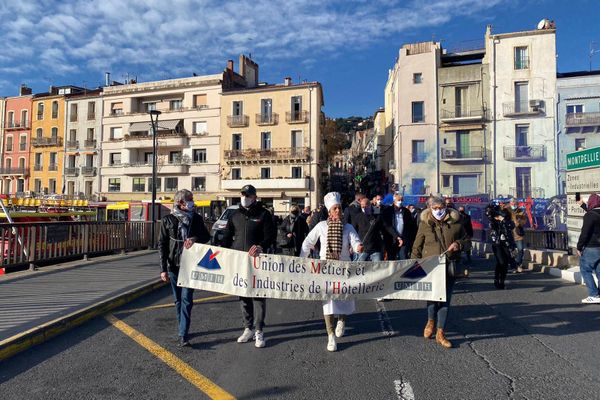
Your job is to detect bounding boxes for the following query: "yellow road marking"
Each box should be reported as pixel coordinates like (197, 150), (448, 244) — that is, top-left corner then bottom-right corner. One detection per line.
(115, 294), (233, 314)
(105, 314), (236, 400)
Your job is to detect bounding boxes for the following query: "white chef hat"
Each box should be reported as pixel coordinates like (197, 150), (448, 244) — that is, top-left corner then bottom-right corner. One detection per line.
(324, 192), (342, 211)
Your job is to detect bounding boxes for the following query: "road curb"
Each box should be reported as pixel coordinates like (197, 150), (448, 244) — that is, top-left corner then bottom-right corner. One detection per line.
(0, 279), (166, 362)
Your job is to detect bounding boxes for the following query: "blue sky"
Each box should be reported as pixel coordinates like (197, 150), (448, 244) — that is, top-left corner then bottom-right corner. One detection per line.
(0, 0), (599, 117)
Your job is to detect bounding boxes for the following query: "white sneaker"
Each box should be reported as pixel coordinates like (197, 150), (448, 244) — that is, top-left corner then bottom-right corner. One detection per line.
(335, 320), (345, 338)
(327, 334), (337, 352)
(254, 330), (266, 348)
(237, 328), (254, 343)
(581, 296), (600, 304)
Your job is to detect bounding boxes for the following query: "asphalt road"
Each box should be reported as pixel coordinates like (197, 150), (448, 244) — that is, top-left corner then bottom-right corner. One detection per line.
(1, 257), (599, 400)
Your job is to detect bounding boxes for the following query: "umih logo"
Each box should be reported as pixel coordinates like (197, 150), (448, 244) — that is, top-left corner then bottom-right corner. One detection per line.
(401, 261), (427, 279)
(197, 249), (222, 270)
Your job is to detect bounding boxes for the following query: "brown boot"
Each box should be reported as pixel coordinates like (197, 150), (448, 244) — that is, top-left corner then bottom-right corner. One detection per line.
(423, 319), (435, 339)
(436, 328), (452, 348)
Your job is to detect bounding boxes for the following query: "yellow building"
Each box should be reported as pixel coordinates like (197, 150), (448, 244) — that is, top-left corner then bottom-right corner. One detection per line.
(220, 62), (324, 212)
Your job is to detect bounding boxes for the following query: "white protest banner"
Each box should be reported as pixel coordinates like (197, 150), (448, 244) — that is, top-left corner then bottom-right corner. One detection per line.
(178, 243), (447, 302)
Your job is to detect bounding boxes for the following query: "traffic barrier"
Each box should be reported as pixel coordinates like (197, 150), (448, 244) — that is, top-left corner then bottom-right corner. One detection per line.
(472, 229), (569, 251)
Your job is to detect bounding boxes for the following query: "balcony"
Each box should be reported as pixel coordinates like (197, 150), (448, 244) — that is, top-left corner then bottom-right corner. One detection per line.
(0, 167), (28, 176)
(87, 113), (96, 120)
(255, 113), (279, 126)
(503, 145), (546, 161)
(440, 107), (487, 123)
(123, 132), (188, 148)
(81, 166), (97, 177)
(124, 161), (190, 175)
(509, 187), (545, 199)
(565, 112), (600, 127)
(31, 137), (62, 147)
(286, 110), (309, 124)
(440, 146), (485, 161)
(34, 164), (42, 171)
(5, 121), (29, 130)
(48, 163), (58, 171)
(84, 139), (97, 149)
(503, 100), (544, 117)
(65, 167), (79, 177)
(221, 177), (310, 191)
(66, 140), (79, 150)
(227, 115), (249, 128)
(224, 147), (310, 165)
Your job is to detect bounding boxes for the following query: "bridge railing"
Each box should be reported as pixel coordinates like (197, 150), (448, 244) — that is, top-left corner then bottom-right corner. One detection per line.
(472, 229), (569, 251)
(1, 221), (157, 271)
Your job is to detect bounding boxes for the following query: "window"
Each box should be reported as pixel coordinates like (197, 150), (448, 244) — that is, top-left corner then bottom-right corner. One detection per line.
(67, 155), (76, 168)
(412, 101), (424, 123)
(413, 73), (422, 84)
(109, 152), (121, 165)
(514, 82), (528, 112)
(85, 181), (93, 197)
(231, 168), (241, 180)
(566, 104), (584, 115)
(6, 136), (13, 152)
(18, 157), (25, 169)
(169, 151), (182, 164)
(49, 179), (56, 194)
(192, 177), (206, 191)
(85, 154), (93, 167)
(35, 153), (42, 168)
(21, 110), (27, 126)
(291, 130), (303, 148)
(87, 128), (94, 140)
(87, 102), (96, 120)
(110, 127), (123, 139)
(261, 132), (271, 150)
(411, 178), (426, 195)
(193, 121), (207, 135)
(7, 111), (14, 126)
(111, 102), (123, 115)
(291, 197), (305, 209)
(515, 125), (528, 146)
(144, 152), (154, 164)
(148, 177), (161, 192)
(455, 87), (468, 117)
(16, 179), (24, 192)
(292, 166), (302, 178)
(19, 135), (26, 151)
(70, 103), (78, 122)
(514, 46), (529, 69)
(261, 99), (272, 122)
(412, 140), (425, 163)
(69, 129), (77, 142)
(37, 103), (44, 120)
(108, 178), (121, 192)
(232, 101), (243, 116)
(51, 127), (58, 138)
(132, 178), (145, 192)
(261, 167), (271, 179)
(575, 138), (586, 151)
(49, 153), (57, 170)
(5, 159), (11, 169)
(291, 96), (302, 116)
(170, 100), (183, 110)
(232, 134), (242, 150)
(515, 167), (531, 198)
(193, 94), (207, 108)
(193, 149), (207, 163)
(442, 175), (450, 188)
(165, 177), (178, 192)
(145, 102), (157, 112)
(34, 179), (42, 192)
(36, 128), (43, 138)
(453, 175), (478, 195)
(51, 101), (59, 119)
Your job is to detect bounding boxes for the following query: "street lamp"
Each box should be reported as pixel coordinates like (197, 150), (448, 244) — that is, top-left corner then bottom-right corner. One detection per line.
(148, 109), (162, 249)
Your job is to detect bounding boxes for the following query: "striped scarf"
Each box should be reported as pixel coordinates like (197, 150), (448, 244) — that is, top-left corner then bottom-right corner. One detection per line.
(326, 218), (343, 260)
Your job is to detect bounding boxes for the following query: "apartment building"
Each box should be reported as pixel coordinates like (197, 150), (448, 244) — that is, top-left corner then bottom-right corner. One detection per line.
(484, 23), (557, 199)
(556, 70), (600, 194)
(100, 74), (228, 201)
(220, 76), (324, 212)
(438, 50), (491, 195)
(64, 89), (103, 199)
(1, 86), (32, 195)
(373, 108), (393, 173)
(387, 42), (442, 195)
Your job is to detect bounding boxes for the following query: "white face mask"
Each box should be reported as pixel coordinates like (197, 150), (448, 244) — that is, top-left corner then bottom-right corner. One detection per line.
(395, 200), (402, 207)
(240, 196), (254, 208)
(432, 208), (447, 220)
(375, 200), (381, 206)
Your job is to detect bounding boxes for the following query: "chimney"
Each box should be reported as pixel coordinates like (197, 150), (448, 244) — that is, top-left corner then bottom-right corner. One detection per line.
(19, 84), (32, 96)
(226, 60), (234, 71)
(284, 77), (292, 86)
(105, 72), (111, 87)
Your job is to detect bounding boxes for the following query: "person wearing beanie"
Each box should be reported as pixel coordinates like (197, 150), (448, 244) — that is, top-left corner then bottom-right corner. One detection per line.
(577, 193), (600, 304)
(300, 192), (363, 352)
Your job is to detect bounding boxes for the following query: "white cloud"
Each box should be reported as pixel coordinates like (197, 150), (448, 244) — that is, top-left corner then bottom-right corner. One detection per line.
(0, 0), (508, 87)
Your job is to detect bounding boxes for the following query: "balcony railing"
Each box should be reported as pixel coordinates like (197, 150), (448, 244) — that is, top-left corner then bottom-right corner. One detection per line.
(81, 166), (97, 177)
(69, 114), (78, 122)
(286, 110), (309, 124)
(66, 140), (79, 149)
(503, 145), (546, 161)
(84, 139), (97, 148)
(441, 146), (485, 161)
(65, 167), (79, 177)
(514, 56), (530, 70)
(0, 167), (28, 176)
(227, 115), (249, 128)
(5, 121), (29, 129)
(509, 187), (545, 199)
(31, 137), (62, 147)
(19, 143), (26, 151)
(255, 113), (279, 126)
(87, 113), (96, 120)
(565, 112), (600, 127)
(440, 107), (486, 122)
(503, 100), (544, 117)
(224, 147), (310, 163)
(48, 163), (58, 171)
(34, 164), (43, 171)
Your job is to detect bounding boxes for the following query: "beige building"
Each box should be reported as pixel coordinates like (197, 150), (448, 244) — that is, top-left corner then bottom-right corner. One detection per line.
(220, 77), (324, 212)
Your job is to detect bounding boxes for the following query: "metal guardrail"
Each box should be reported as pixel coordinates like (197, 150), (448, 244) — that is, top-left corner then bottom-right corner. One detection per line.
(1, 221), (156, 270)
(565, 111), (600, 127)
(472, 229), (569, 251)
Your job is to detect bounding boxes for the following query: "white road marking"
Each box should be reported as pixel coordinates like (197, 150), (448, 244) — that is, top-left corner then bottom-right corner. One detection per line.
(394, 378), (415, 400)
(375, 300), (396, 336)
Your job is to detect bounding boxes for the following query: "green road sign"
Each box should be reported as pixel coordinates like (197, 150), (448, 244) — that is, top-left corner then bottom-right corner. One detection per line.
(566, 146), (600, 171)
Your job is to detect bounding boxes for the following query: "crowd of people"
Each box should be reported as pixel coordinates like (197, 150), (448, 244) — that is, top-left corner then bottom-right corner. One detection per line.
(158, 186), (600, 352)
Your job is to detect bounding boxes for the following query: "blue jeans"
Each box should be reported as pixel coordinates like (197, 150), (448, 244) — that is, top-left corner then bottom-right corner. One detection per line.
(580, 247), (600, 297)
(427, 276), (455, 330)
(169, 271), (194, 339)
(515, 240), (525, 266)
(357, 252), (382, 262)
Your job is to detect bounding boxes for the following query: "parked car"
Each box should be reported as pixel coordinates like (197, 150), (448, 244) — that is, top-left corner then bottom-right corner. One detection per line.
(211, 205), (239, 245)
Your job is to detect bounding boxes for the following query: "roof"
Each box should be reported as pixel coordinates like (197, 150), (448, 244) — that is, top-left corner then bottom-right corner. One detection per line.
(557, 70), (600, 78)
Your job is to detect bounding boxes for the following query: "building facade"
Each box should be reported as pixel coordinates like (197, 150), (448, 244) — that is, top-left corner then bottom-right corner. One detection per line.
(64, 89), (104, 199)
(484, 24), (557, 199)
(556, 71), (600, 194)
(220, 79), (324, 212)
(1, 87), (33, 195)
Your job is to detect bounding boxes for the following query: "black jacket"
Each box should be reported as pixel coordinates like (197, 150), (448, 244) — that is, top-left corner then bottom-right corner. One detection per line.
(459, 211), (474, 237)
(221, 201), (276, 252)
(159, 213), (211, 274)
(279, 214), (309, 253)
(382, 205), (418, 246)
(577, 208), (600, 251)
(489, 218), (516, 249)
(348, 207), (390, 253)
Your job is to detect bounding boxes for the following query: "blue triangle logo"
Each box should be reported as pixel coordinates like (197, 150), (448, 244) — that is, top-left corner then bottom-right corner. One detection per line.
(197, 249), (222, 270)
(402, 261), (427, 278)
